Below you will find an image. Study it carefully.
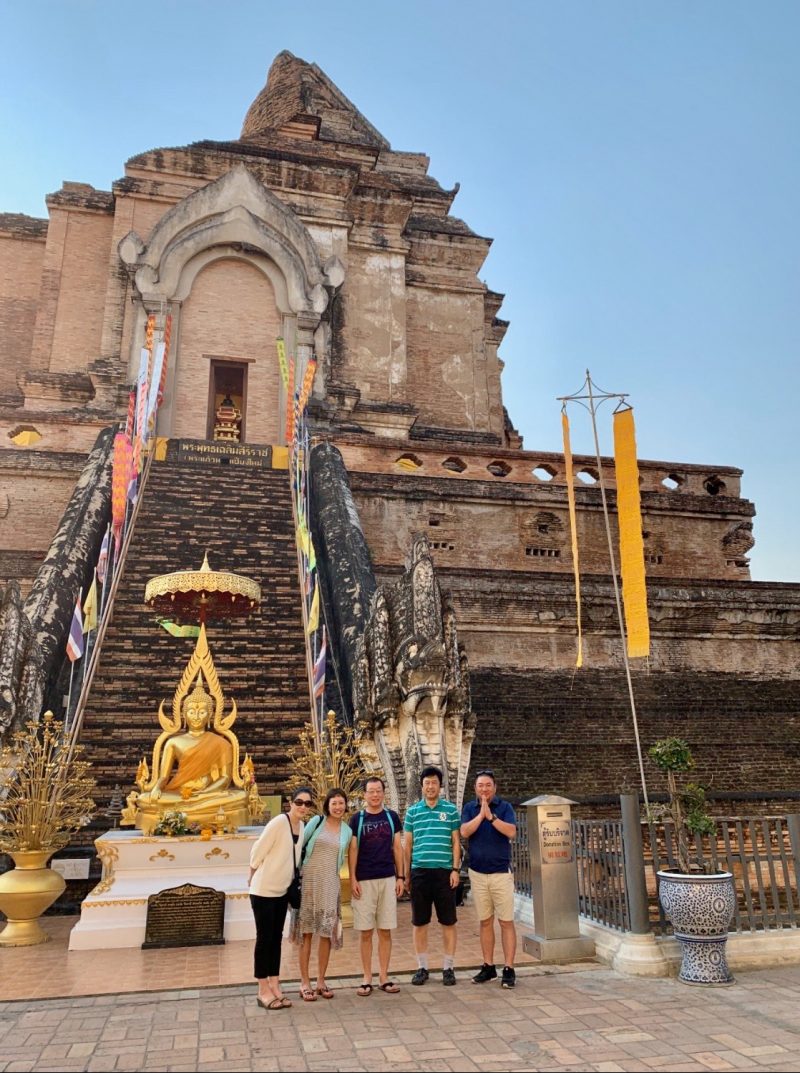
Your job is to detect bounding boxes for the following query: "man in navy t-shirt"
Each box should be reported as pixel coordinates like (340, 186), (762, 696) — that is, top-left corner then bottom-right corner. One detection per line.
(348, 776), (404, 995)
(460, 770), (517, 988)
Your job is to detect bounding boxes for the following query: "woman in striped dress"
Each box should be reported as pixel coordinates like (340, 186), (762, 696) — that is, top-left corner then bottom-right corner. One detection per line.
(293, 787), (353, 1001)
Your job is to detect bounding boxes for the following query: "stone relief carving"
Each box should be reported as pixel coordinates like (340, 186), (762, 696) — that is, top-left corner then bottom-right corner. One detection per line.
(353, 534), (476, 813)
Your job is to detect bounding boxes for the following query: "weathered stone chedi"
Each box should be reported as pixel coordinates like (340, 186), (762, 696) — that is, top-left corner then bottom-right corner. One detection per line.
(0, 52), (798, 808)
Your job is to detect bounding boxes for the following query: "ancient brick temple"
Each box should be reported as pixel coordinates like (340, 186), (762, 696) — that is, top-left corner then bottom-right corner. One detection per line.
(1, 52), (798, 808)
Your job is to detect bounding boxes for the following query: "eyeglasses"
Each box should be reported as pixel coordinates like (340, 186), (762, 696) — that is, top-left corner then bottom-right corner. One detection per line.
(475, 770), (495, 780)
(293, 798), (313, 807)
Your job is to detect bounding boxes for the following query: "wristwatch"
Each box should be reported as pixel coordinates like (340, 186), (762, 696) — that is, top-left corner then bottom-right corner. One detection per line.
(489, 814), (497, 823)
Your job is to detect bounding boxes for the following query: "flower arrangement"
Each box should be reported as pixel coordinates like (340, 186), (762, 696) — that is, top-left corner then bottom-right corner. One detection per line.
(648, 737), (715, 873)
(152, 810), (198, 837)
(0, 712), (96, 853)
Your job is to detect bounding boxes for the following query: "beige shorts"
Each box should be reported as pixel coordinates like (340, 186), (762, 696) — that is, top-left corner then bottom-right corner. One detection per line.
(468, 869), (515, 922)
(351, 876), (398, 931)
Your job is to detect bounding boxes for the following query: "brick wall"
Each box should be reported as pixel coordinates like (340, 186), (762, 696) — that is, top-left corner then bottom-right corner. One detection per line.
(0, 228), (45, 397)
(469, 668), (800, 812)
(172, 258), (283, 443)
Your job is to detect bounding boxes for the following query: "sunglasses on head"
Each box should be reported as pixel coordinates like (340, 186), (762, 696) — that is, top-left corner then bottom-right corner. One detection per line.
(293, 798), (313, 806)
(476, 770), (495, 779)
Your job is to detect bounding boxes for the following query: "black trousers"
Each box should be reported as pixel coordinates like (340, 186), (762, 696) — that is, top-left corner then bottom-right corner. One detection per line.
(250, 893), (290, 979)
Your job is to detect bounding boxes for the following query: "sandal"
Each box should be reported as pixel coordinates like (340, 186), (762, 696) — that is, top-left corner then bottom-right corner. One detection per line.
(356, 983), (373, 997)
(276, 996), (293, 1008)
(316, 984), (334, 999)
(257, 996), (285, 1011)
(378, 981), (400, 993)
(300, 987), (317, 1002)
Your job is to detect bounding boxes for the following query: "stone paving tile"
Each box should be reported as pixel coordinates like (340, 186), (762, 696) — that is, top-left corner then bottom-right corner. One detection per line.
(2, 965), (800, 1070)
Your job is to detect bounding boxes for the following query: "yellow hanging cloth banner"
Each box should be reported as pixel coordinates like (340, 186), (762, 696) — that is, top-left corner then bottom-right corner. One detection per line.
(561, 411), (583, 668)
(613, 407), (650, 658)
(276, 338), (290, 391)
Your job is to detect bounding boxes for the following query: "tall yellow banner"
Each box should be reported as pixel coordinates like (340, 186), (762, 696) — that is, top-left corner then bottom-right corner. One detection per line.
(613, 407), (650, 658)
(561, 411), (583, 668)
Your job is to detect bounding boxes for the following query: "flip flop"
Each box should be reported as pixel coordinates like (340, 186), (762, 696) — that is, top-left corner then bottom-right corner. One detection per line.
(356, 983), (373, 997)
(300, 987), (317, 1002)
(316, 984), (334, 999)
(257, 996), (285, 1010)
(378, 981), (400, 993)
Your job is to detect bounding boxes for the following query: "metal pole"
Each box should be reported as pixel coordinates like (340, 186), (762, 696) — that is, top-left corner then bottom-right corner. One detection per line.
(583, 371), (650, 811)
(620, 792), (650, 934)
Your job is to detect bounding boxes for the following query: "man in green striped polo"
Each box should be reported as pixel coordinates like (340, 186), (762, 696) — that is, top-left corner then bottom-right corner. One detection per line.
(403, 765), (461, 986)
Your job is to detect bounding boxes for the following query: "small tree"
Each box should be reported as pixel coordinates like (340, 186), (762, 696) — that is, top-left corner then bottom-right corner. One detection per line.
(648, 737), (715, 873)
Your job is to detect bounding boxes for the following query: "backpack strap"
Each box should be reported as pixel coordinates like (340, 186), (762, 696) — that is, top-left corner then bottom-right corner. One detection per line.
(357, 809), (396, 845)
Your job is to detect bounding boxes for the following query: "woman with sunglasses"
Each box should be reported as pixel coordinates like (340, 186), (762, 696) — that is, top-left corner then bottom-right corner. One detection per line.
(248, 788), (314, 1010)
(293, 787), (353, 1001)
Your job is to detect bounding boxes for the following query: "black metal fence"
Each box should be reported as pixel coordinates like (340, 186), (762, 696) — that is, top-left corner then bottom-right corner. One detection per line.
(512, 799), (800, 935)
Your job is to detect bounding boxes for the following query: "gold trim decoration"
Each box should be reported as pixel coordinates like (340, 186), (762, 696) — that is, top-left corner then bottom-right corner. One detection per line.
(204, 847), (230, 860)
(93, 842), (119, 894)
(149, 848), (176, 862)
(84, 898), (147, 908)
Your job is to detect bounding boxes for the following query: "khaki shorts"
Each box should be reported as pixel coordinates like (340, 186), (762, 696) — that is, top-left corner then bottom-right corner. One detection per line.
(352, 876), (397, 931)
(468, 869), (515, 922)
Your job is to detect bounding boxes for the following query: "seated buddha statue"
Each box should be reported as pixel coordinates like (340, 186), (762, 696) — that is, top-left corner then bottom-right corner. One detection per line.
(126, 671), (253, 835)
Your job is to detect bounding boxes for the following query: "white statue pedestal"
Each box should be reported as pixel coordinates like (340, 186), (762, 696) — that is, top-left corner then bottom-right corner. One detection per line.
(68, 826), (262, 950)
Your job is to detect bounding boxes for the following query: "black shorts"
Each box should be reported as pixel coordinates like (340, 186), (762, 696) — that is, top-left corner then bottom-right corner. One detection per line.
(410, 868), (458, 927)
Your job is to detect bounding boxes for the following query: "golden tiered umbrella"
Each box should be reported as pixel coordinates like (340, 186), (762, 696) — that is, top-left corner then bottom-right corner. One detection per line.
(144, 551), (261, 626)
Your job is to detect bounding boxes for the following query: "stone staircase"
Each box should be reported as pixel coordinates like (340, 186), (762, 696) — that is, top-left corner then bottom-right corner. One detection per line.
(78, 446), (311, 820)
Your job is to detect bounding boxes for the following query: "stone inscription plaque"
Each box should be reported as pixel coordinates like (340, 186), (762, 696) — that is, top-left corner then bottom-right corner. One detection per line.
(167, 438), (272, 469)
(143, 883), (225, 949)
(539, 817), (574, 865)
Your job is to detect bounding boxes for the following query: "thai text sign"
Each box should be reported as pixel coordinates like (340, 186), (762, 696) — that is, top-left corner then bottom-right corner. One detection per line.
(539, 817), (573, 864)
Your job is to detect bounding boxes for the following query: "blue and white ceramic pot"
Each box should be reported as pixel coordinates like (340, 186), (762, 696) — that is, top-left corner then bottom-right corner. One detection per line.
(657, 870), (736, 985)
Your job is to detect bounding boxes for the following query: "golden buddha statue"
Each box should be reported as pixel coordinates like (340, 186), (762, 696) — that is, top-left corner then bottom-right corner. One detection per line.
(122, 626), (262, 834)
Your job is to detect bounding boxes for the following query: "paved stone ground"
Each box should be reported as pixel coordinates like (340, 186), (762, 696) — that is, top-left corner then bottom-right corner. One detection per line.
(2, 964), (800, 1073)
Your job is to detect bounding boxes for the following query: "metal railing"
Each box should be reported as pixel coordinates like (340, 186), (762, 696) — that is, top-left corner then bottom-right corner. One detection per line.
(513, 797), (800, 937)
(512, 806), (531, 897)
(644, 816), (800, 935)
(573, 817), (630, 931)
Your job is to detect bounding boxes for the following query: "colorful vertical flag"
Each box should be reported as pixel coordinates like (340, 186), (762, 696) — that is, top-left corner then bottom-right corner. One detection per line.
(97, 529), (110, 584)
(561, 410), (583, 668)
(312, 627), (327, 699)
(306, 579), (320, 634)
(82, 576), (98, 634)
(157, 314), (172, 408)
(613, 407), (650, 658)
(66, 596), (84, 662)
(276, 337), (290, 390)
(111, 433), (133, 543)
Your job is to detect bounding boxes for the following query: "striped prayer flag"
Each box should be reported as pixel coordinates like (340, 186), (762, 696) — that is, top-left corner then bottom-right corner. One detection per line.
(312, 628), (327, 699)
(66, 596), (84, 662)
(97, 529), (110, 584)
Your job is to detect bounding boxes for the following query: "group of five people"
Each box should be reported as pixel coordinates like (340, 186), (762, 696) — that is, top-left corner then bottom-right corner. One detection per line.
(247, 766), (517, 1010)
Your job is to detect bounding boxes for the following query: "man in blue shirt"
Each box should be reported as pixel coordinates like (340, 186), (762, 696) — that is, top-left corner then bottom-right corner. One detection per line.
(460, 769), (517, 988)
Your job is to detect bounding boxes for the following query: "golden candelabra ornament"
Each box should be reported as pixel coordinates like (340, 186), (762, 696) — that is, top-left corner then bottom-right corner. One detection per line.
(286, 710), (380, 809)
(0, 712), (96, 945)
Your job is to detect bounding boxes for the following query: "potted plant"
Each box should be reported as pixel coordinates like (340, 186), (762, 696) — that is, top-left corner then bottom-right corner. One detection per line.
(648, 737), (735, 985)
(0, 712), (96, 945)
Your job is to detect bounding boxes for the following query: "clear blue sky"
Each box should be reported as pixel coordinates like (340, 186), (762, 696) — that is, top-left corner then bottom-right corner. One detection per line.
(2, 1), (798, 581)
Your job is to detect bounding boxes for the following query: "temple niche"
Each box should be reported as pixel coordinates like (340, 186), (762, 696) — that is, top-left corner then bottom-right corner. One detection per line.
(354, 534), (475, 813)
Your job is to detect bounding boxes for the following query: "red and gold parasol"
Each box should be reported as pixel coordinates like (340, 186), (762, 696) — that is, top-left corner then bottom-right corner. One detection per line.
(144, 551), (261, 626)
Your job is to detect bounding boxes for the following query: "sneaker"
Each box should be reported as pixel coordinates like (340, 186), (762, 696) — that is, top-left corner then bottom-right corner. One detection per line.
(472, 963), (497, 984)
(411, 967), (429, 986)
(442, 968), (457, 986)
(501, 966), (516, 989)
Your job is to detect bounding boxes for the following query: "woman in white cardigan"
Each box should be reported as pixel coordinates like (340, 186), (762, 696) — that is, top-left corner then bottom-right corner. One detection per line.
(249, 788), (313, 1009)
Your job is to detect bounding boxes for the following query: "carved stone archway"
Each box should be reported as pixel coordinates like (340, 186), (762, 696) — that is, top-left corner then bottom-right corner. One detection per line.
(119, 165), (344, 441)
